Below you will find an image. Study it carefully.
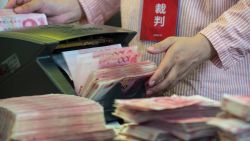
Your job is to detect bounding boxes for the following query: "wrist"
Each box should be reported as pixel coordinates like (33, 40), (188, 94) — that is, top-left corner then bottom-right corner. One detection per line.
(195, 33), (217, 61)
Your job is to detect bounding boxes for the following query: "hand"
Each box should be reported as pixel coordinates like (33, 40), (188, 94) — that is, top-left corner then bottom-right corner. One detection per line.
(146, 34), (217, 96)
(5, 0), (84, 24)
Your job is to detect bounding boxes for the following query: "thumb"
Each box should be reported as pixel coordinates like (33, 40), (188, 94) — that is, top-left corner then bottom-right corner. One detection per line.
(147, 37), (177, 54)
(14, 0), (42, 14)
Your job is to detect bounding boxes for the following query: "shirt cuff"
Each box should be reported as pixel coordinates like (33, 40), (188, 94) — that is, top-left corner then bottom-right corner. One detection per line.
(78, 0), (105, 24)
(200, 24), (232, 70)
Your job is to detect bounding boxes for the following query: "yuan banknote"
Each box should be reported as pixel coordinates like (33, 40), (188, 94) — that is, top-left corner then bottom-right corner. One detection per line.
(0, 9), (48, 31)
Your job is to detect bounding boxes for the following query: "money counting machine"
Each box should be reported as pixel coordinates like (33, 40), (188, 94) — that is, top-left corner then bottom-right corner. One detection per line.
(0, 24), (145, 122)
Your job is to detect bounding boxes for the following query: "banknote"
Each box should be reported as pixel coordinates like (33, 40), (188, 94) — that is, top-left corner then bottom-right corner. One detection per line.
(62, 44), (122, 79)
(117, 116), (218, 141)
(115, 95), (219, 111)
(221, 95), (250, 122)
(60, 44), (152, 100)
(119, 124), (172, 141)
(207, 118), (250, 134)
(75, 49), (140, 94)
(0, 9), (48, 31)
(80, 61), (157, 100)
(113, 95), (220, 123)
(208, 117), (250, 141)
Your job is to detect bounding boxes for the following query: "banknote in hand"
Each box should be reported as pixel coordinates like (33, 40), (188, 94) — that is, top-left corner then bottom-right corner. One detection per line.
(0, 9), (48, 31)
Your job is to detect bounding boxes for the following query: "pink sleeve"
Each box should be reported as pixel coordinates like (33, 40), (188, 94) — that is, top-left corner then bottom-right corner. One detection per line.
(200, 0), (250, 70)
(78, 0), (120, 24)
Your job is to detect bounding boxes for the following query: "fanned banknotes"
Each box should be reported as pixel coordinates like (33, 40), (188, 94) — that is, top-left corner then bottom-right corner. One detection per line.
(0, 9), (48, 31)
(60, 44), (157, 100)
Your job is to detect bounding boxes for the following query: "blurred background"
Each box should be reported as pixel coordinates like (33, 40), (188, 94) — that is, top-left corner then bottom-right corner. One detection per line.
(0, 0), (7, 8)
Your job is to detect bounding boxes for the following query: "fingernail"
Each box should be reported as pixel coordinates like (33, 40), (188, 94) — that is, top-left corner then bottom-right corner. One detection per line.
(146, 90), (152, 95)
(149, 80), (155, 86)
(15, 7), (22, 13)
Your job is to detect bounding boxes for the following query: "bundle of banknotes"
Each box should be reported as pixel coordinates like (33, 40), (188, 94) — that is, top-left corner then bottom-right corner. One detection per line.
(207, 95), (250, 141)
(0, 94), (115, 141)
(113, 95), (221, 141)
(60, 44), (157, 100)
(0, 9), (48, 31)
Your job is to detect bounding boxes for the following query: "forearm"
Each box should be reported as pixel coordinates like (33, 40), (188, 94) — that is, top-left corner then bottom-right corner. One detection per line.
(200, 0), (250, 69)
(78, 0), (120, 24)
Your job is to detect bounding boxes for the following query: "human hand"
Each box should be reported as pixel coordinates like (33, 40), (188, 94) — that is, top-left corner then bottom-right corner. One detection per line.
(5, 0), (83, 24)
(146, 34), (217, 96)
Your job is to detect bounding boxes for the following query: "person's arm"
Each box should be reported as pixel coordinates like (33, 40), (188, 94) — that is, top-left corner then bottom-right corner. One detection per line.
(5, 0), (120, 24)
(200, 0), (250, 70)
(146, 0), (249, 96)
(78, 0), (120, 24)
(5, 0), (84, 24)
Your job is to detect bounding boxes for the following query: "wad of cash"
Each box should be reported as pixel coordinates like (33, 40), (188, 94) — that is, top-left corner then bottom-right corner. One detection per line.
(0, 94), (114, 141)
(59, 44), (157, 100)
(114, 95), (220, 141)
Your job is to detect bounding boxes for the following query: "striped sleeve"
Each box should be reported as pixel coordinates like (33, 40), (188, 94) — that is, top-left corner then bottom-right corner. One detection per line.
(200, 0), (250, 70)
(78, 0), (120, 24)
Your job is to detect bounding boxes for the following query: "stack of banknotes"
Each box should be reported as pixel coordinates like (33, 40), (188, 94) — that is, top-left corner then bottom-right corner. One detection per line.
(61, 44), (157, 100)
(0, 94), (115, 141)
(0, 9), (47, 31)
(208, 95), (250, 141)
(113, 95), (221, 141)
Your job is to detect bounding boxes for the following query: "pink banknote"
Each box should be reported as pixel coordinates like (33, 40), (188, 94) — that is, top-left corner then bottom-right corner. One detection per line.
(0, 9), (48, 31)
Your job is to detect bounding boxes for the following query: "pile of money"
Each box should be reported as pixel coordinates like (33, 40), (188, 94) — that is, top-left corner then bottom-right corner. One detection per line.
(61, 44), (157, 100)
(113, 95), (221, 141)
(0, 9), (47, 31)
(0, 94), (114, 141)
(207, 95), (250, 141)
